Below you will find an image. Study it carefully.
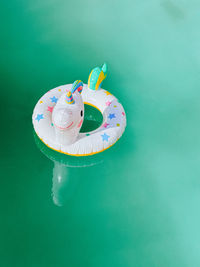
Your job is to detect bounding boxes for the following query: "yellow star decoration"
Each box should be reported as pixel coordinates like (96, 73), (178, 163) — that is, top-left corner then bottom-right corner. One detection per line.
(39, 100), (43, 103)
(114, 105), (117, 108)
(116, 123), (120, 127)
(104, 90), (112, 95)
(58, 89), (61, 92)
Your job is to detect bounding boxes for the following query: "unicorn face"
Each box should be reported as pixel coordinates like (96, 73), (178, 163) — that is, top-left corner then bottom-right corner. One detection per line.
(53, 91), (84, 130)
(52, 81), (84, 146)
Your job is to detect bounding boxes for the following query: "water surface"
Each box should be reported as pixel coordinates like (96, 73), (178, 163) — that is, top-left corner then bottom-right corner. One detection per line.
(1, 0), (200, 266)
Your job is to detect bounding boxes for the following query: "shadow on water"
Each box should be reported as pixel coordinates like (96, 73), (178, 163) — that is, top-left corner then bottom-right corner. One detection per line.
(161, 0), (185, 20)
(34, 133), (104, 207)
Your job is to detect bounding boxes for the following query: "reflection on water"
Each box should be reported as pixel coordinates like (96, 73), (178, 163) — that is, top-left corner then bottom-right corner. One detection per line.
(33, 133), (103, 206)
(52, 162), (77, 206)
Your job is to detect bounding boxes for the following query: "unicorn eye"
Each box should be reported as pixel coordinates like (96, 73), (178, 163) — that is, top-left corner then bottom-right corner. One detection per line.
(80, 110), (83, 117)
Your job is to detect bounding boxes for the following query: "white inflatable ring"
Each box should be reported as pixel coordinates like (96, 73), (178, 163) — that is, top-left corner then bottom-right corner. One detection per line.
(32, 83), (126, 156)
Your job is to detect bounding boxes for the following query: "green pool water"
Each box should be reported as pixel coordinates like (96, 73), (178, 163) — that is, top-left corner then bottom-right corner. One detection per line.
(1, 0), (200, 266)
(80, 104), (103, 133)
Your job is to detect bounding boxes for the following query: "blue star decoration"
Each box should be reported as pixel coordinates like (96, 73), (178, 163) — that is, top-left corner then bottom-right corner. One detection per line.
(50, 96), (58, 103)
(35, 114), (44, 122)
(108, 113), (116, 120)
(101, 133), (110, 142)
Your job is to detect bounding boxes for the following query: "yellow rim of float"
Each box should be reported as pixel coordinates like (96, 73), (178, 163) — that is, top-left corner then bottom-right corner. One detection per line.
(37, 132), (119, 157)
(83, 102), (102, 113)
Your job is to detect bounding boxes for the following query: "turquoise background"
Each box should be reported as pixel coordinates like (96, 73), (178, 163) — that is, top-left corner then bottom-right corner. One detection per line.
(1, 0), (200, 266)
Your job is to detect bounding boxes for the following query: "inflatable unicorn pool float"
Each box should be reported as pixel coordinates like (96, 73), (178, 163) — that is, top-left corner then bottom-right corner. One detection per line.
(32, 63), (126, 156)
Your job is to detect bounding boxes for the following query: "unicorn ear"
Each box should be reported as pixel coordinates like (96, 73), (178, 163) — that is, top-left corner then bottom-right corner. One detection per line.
(65, 91), (75, 104)
(71, 80), (83, 94)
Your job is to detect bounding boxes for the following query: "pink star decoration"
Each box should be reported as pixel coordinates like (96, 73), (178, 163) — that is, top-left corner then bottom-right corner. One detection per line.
(106, 101), (111, 106)
(47, 106), (54, 113)
(122, 112), (125, 116)
(102, 122), (109, 128)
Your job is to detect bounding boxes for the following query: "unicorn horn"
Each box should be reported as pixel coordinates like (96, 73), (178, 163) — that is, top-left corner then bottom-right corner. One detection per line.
(65, 91), (75, 104)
